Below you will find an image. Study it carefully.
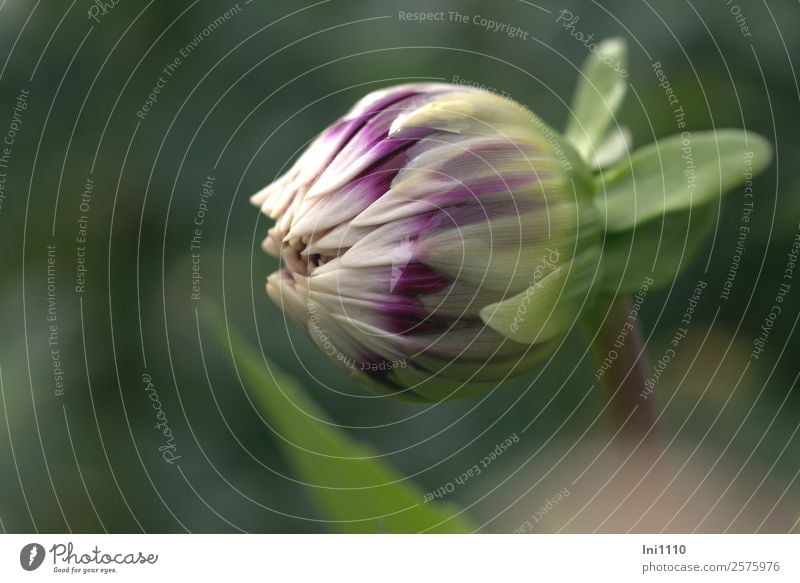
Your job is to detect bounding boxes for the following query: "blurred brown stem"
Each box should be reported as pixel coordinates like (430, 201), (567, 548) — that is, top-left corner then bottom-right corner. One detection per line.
(585, 295), (659, 447)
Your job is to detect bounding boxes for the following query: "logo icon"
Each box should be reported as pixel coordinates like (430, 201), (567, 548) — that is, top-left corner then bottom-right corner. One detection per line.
(20, 543), (45, 571)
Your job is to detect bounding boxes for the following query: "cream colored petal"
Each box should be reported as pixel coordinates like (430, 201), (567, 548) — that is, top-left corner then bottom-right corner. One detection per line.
(390, 90), (546, 144)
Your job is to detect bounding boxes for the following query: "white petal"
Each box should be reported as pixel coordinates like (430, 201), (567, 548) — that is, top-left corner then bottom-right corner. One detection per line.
(303, 223), (373, 256)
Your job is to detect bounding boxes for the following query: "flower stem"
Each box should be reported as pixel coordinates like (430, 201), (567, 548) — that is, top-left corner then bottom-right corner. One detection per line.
(583, 295), (659, 447)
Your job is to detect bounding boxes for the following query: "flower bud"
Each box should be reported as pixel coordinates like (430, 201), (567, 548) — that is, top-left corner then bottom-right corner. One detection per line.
(252, 83), (600, 401)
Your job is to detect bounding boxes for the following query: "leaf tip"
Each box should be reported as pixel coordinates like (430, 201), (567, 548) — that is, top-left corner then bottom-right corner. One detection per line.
(597, 36), (628, 63)
(746, 131), (774, 174)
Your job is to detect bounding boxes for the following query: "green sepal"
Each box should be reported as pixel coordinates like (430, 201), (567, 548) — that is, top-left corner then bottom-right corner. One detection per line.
(564, 37), (629, 162)
(479, 248), (600, 344)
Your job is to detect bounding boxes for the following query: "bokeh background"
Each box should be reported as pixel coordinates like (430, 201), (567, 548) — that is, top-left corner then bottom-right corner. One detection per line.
(0, 0), (798, 533)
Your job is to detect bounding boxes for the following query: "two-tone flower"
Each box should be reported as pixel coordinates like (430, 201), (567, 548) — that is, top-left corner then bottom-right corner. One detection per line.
(252, 83), (599, 400)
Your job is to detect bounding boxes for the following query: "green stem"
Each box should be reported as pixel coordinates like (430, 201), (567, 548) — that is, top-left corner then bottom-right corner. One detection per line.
(583, 295), (658, 446)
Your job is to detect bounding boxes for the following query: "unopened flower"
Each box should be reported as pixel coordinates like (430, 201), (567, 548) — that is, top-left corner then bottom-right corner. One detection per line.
(252, 83), (600, 400)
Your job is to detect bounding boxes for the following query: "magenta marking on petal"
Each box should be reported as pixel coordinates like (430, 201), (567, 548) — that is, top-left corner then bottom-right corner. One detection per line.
(339, 116), (434, 174)
(350, 114), (396, 151)
(344, 93), (434, 150)
(342, 132), (434, 204)
(350, 141), (413, 198)
(327, 91), (443, 176)
(378, 300), (450, 335)
(310, 91), (429, 184)
(387, 262), (450, 296)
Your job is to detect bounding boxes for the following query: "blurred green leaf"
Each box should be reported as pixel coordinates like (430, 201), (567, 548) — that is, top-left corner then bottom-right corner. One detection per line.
(599, 202), (717, 293)
(596, 130), (772, 232)
(564, 37), (628, 161)
(207, 308), (473, 533)
(591, 125), (631, 170)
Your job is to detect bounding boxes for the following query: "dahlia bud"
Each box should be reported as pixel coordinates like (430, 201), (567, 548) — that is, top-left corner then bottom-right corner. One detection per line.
(252, 83), (600, 401)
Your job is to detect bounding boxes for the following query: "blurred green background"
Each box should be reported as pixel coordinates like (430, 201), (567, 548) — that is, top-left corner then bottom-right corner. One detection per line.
(0, 0), (798, 533)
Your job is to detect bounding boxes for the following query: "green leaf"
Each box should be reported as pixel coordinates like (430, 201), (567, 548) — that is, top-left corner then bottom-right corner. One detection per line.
(564, 37), (628, 162)
(591, 125), (631, 170)
(599, 202), (718, 294)
(596, 130), (772, 232)
(206, 307), (473, 533)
